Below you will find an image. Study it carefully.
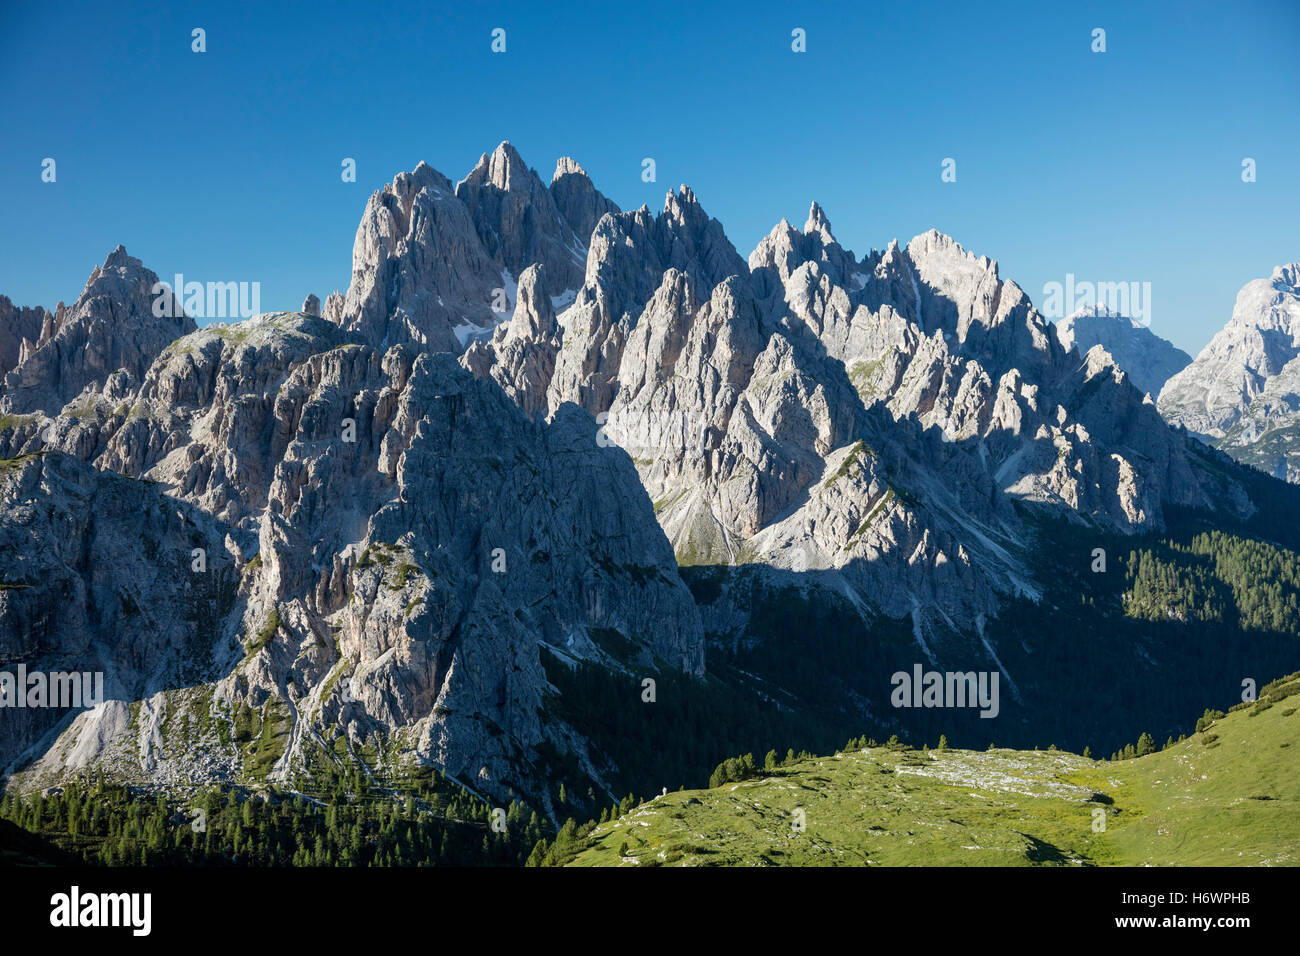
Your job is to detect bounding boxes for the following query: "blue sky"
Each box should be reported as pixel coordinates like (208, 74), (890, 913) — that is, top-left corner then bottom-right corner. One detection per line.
(1, 0), (1296, 354)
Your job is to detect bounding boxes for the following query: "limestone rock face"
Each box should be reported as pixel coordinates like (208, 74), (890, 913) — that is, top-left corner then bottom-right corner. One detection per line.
(0, 296), (53, 378)
(0, 276), (702, 802)
(335, 144), (616, 358)
(544, 187), (749, 415)
(338, 160), (501, 352)
(550, 157), (621, 248)
(1159, 265), (1300, 482)
(1, 143), (1291, 805)
(0, 451), (241, 773)
(322, 291), (345, 324)
(1, 247), (195, 417)
(460, 264), (562, 420)
(489, 188), (1228, 631)
(456, 142), (589, 294)
(1056, 306), (1191, 399)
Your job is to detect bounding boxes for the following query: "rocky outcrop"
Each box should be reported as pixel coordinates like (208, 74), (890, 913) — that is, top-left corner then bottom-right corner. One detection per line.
(3, 308), (703, 803)
(335, 145), (617, 357)
(544, 187), (749, 415)
(460, 264), (562, 420)
(456, 142), (588, 294)
(2, 143), (1292, 808)
(337, 161), (502, 352)
(1159, 265), (1300, 482)
(0, 247), (195, 417)
(1057, 306), (1191, 399)
(550, 157), (620, 248)
(0, 297), (54, 379)
(0, 450), (242, 773)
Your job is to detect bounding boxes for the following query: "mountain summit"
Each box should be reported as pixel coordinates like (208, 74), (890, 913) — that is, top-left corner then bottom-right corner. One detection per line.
(1159, 264), (1300, 481)
(2, 143), (1296, 813)
(1056, 305), (1191, 399)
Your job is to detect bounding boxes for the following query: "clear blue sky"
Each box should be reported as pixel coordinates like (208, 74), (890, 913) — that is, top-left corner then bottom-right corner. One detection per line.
(1, 0), (1296, 354)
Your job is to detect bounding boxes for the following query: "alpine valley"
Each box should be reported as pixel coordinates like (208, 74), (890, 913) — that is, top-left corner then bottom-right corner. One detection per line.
(2, 143), (1298, 866)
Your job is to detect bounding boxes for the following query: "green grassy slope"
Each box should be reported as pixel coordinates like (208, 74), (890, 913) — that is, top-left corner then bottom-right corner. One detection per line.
(563, 673), (1300, 867)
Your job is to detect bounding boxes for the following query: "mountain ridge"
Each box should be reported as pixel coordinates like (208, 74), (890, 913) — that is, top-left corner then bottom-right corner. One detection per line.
(2, 142), (1297, 816)
(1160, 264), (1300, 484)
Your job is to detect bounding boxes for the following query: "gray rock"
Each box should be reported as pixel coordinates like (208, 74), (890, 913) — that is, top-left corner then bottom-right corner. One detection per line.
(456, 142), (589, 294)
(0, 296), (54, 379)
(1, 247), (195, 417)
(1, 148), (1289, 806)
(1159, 265), (1300, 482)
(1057, 306), (1191, 399)
(550, 156), (620, 247)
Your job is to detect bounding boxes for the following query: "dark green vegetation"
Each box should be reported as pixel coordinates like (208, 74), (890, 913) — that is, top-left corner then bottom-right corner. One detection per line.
(1126, 530), (1300, 632)
(976, 509), (1300, 755)
(538, 647), (847, 806)
(0, 768), (547, 866)
(0, 818), (78, 865)
(4, 440), (1300, 867)
(653, 507), (1300, 775)
(527, 490), (1300, 822)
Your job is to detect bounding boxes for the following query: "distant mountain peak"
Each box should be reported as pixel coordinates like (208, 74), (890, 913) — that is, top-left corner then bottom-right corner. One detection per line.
(1056, 307), (1190, 399)
(1160, 263), (1300, 481)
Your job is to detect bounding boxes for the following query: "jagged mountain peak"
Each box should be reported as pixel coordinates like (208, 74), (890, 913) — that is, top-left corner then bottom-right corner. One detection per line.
(804, 201), (833, 238)
(551, 156), (588, 184)
(1, 247), (194, 416)
(1271, 262), (1300, 288)
(84, 244), (156, 293)
(1160, 263), (1300, 436)
(549, 155), (619, 247)
(397, 161), (454, 200)
(1064, 302), (1129, 323)
(663, 184), (706, 223)
(1159, 263), (1300, 481)
(906, 228), (998, 278)
(1057, 307), (1191, 399)
(101, 243), (133, 270)
(460, 140), (531, 192)
(6, 142), (1300, 818)
(338, 143), (617, 352)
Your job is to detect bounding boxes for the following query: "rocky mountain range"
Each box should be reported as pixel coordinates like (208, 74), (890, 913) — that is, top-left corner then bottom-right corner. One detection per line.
(1, 142), (1296, 814)
(1159, 264), (1300, 483)
(1055, 305), (1191, 399)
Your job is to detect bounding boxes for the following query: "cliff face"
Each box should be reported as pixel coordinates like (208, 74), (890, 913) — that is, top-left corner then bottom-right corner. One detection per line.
(0, 144), (1286, 807)
(1056, 306), (1191, 399)
(1, 247), (195, 418)
(1160, 265), (1300, 483)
